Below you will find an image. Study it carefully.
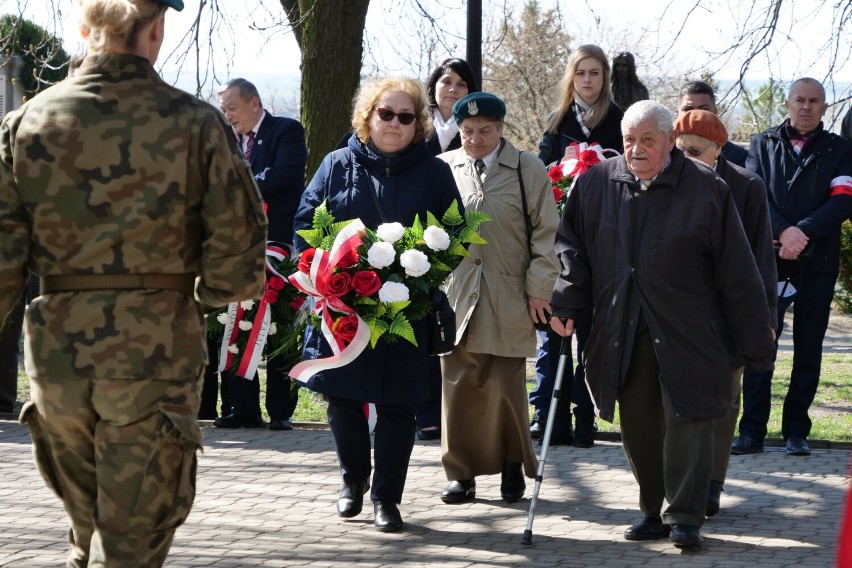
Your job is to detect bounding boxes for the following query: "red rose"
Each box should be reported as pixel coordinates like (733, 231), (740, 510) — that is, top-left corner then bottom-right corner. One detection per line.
(547, 164), (564, 183)
(576, 149), (601, 172)
(337, 247), (360, 268)
(351, 270), (382, 297)
(263, 289), (279, 304)
(268, 276), (285, 290)
(552, 186), (564, 203)
(290, 296), (307, 310)
(333, 315), (359, 345)
(298, 248), (317, 273)
(327, 272), (352, 296)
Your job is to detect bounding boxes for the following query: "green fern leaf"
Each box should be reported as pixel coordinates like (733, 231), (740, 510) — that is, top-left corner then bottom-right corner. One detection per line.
(389, 314), (418, 346)
(442, 200), (464, 226)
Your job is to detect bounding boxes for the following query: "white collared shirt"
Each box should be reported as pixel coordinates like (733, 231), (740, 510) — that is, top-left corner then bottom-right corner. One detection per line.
(242, 111), (267, 155)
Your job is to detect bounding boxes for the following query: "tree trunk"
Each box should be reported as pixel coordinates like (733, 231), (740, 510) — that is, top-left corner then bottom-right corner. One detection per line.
(282, 0), (370, 181)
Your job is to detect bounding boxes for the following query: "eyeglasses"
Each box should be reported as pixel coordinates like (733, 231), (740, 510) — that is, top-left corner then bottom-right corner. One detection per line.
(677, 141), (715, 157)
(375, 107), (416, 125)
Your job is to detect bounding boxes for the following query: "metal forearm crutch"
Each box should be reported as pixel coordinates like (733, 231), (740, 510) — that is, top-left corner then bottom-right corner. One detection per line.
(521, 334), (573, 545)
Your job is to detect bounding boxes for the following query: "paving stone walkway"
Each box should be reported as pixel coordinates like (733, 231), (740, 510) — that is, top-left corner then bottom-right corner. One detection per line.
(0, 421), (848, 567)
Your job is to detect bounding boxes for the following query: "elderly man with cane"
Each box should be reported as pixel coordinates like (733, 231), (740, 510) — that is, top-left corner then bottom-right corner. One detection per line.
(548, 100), (776, 549)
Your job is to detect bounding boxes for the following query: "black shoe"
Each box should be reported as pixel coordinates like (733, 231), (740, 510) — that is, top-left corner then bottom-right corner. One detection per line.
(529, 419), (544, 439)
(213, 414), (267, 429)
(670, 524), (703, 549)
(441, 479), (476, 504)
(336, 481), (369, 518)
(706, 480), (723, 517)
(374, 501), (403, 532)
(731, 434), (764, 455)
(623, 516), (671, 541)
(500, 462), (526, 503)
(269, 419), (293, 431)
(785, 436), (811, 456)
(573, 419), (595, 448)
(417, 427), (440, 441)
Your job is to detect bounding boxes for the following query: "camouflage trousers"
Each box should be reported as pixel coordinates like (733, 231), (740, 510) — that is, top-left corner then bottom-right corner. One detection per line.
(20, 371), (204, 568)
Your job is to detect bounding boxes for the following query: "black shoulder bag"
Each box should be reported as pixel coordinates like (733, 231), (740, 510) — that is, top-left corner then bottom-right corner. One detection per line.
(362, 163), (456, 356)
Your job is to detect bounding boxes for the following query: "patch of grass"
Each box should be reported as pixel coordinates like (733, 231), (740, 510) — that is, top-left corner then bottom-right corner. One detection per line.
(526, 349), (852, 442)
(12, 349), (852, 442)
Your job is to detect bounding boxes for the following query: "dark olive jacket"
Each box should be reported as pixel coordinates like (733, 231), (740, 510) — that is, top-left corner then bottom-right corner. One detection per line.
(550, 150), (776, 422)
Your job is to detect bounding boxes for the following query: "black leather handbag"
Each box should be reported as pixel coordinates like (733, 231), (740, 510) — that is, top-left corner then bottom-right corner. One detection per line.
(428, 288), (456, 356)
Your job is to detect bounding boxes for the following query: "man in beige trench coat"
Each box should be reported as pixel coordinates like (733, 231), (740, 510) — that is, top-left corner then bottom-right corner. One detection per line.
(437, 92), (561, 505)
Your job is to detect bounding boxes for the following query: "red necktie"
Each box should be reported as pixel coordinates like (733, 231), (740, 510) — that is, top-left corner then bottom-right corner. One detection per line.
(244, 131), (255, 162)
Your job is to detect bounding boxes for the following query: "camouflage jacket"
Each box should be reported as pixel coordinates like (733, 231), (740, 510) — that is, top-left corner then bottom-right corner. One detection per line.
(0, 53), (267, 380)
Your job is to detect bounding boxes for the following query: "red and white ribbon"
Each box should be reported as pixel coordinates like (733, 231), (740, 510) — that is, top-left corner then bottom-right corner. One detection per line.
(288, 219), (372, 384)
(219, 243), (298, 380)
(561, 142), (620, 178)
(218, 301), (245, 374)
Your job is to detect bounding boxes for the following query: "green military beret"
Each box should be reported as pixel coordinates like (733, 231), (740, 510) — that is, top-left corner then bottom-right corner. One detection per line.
(155, 0), (184, 11)
(452, 92), (506, 123)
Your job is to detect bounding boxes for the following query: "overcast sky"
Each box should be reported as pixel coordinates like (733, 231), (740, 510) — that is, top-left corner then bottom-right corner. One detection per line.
(13, 0), (852, 122)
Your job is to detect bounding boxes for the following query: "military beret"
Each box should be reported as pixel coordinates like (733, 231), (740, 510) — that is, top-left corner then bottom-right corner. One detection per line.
(155, 0), (184, 11)
(673, 109), (728, 147)
(452, 92), (507, 123)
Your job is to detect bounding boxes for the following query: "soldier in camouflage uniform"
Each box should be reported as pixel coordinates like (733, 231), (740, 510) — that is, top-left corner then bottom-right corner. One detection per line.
(0, 0), (267, 566)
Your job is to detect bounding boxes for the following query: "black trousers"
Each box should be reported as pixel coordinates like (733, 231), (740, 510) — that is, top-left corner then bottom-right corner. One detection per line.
(0, 276), (38, 413)
(618, 329), (713, 528)
(199, 340), (298, 421)
(0, 294), (24, 412)
(415, 356), (441, 429)
(199, 337), (230, 419)
(326, 395), (416, 504)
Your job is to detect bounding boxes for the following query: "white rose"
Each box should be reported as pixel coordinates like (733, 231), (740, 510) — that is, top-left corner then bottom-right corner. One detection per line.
(227, 344), (239, 354)
(399, 249), (431, 277)
(367, 242), (396, 268)
(268, 322), (278, 336)
(216, 312), (229, 325)
(238, 320), (253, 331)
(240, 300), (255, 310)
(423, 225), (451, 251)
(378, 281), (410, 303)
(376, 222), (405, 243)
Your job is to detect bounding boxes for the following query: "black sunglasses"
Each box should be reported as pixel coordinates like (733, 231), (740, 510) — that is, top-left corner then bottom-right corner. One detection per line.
(376, 107), (416, 125)
(677, 141), (715, 157)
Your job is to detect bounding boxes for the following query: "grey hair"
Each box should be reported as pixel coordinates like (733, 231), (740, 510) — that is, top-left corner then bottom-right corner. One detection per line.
(219, 78), (263, 107)
(621, 100), (674, 135)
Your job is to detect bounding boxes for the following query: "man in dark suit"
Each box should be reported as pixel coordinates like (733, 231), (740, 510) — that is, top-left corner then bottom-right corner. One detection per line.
(207, 78), (308, 430)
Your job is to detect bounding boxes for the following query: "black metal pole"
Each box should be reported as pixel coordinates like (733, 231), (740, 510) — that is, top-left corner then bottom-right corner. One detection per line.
(466, 0), (482, 89)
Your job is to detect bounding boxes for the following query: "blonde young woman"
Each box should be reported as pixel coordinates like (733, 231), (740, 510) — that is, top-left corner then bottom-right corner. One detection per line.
(531, 44), (624, 448)
(538, 44), (625, 165)
(0, 0), (267, 565)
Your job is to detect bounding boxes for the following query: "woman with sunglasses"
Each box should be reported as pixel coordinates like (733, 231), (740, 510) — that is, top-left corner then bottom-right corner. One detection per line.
(293, 76), (462, 533)
(672, 109), (777, 518)
(530, 44), (624, 449)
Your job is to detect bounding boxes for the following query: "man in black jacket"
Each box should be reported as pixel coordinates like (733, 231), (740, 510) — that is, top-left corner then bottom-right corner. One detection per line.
(206, 78), (308, 430)
(732, 78), (852, 457)
(550, 100), (776, 549)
